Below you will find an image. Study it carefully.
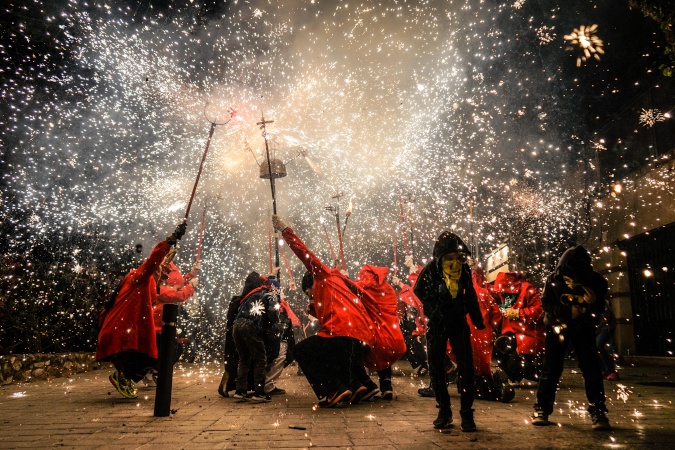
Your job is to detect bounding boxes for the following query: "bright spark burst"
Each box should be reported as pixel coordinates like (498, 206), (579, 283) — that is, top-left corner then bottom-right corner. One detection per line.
(249, 300), (266, 317)
(639, 108), (667, 127)
(536, 26), (556, 45)
(616, 384), (632, 403)
(564, 24), (605, 67)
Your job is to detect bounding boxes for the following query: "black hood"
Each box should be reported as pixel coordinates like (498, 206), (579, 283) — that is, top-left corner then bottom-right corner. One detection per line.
(432, 231), (470, 261)
(554, 245), (594, 285)
(241, 271), (263, 298)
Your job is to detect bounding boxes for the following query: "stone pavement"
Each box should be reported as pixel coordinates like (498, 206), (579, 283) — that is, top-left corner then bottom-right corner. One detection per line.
(1, 360), (673, 449)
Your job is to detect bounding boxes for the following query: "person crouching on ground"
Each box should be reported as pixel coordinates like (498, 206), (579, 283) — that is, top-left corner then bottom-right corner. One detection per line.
(355, 264), (407, 401)
(413, 231), (485, 432)
(96, 222), (187, 399)
(273, 214), (375, 408)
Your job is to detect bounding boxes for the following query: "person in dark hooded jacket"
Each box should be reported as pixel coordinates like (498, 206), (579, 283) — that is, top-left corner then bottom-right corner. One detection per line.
(414, 231), (485, 432)
(531, 245), (611, 431)
(218, 272), (263, 397)
(232, 277), (280, 402)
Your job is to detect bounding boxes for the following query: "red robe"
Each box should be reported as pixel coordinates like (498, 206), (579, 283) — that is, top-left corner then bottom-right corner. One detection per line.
(398, 283), (427, 336)
(355, 265), (407, 370)
(96, 241), (171, 362)
(282, 227), (375, 349)
(494, 272), (545, 356)
(280, 299), (301, 327)
(153, 262), (195, 333)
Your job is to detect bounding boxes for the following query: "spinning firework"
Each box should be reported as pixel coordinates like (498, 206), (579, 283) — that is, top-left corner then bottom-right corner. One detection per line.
(639, 108), (669, 127)
(564, 24), (605, 66)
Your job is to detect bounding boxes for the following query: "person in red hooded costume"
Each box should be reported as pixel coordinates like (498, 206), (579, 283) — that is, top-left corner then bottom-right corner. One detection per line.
(142, 255), (199, 386)
(96, 222), (187, 399)
(273, 214), (398, 407)
(492, 271), (545, 384)
(154, 258), (199, 337)
(354, 264), (407, 400)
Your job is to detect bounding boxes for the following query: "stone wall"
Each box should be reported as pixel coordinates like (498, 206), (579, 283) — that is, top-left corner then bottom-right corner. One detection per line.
(0, 353), (102, 386)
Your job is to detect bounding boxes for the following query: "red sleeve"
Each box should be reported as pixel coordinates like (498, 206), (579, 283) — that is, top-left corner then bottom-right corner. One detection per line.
(282, 227), (330, 280)
(488, 296), (503, 331)
(134, 240), (171, 282)
(281, 300), (301, 326)
(519, 285), (544, 323)
(157, 284), (195, 304)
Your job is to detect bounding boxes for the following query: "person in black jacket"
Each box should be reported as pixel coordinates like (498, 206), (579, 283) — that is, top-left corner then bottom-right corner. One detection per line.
(232, 277), (280, 402)
(218, 272), (263, 397)
(414, 231), (485, 432)
(531, 245), (611, 431)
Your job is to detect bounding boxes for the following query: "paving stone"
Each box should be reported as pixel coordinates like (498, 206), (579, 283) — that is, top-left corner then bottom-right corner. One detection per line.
(0, 361), (673, 448)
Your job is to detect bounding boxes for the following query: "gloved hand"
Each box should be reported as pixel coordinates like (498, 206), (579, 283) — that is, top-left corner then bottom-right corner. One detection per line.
(272, 214), (288, 232)
(404, 255), (415, 270)
(189, 277), (199, 288)
(166, 222), (187, 246)
(174, 222), (187, 240)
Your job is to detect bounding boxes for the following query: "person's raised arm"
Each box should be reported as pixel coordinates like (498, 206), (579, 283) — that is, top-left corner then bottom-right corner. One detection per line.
(273, 214), (329, 280)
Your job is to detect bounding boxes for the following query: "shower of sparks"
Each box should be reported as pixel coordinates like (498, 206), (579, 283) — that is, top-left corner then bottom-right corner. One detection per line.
(616, 384), (632, 403)
(638, 108), (667, 127)
(564, 24), (605, 66)
(536, 26), (556, 45)
(0, 0), (663, 360)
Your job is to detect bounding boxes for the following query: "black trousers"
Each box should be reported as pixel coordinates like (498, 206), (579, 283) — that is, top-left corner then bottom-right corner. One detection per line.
(232, 319), (267, 395)
(427, 321), (475, 413)
(535, 324), (607, 415)
(294, 335), (368, 398)
(111, 351), (155, 383)
(405, 334), (429, 369)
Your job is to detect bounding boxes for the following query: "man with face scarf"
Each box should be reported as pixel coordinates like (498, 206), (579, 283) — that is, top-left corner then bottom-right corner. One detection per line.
(531, 245), (611, 431)
(414, 231), (485, 432)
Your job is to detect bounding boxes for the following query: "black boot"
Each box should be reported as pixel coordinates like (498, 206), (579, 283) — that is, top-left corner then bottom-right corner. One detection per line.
(217, 372), (228, 397)
(460, 408), (476, 432)
(433, 409), (452, 429)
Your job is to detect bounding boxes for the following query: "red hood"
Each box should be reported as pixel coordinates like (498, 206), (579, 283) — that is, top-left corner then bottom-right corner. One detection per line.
(494, 271), (527, 294)
(356, 264), (389, 287)
(165, 262), (184, 287)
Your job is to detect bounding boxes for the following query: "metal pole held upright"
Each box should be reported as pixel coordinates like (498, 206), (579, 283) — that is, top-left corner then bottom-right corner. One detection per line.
(154, 303), (178, 417)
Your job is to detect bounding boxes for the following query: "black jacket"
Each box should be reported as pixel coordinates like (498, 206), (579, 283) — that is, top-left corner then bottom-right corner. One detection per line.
(541, 245), (608, 328)
(413, 231), (484, 330)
